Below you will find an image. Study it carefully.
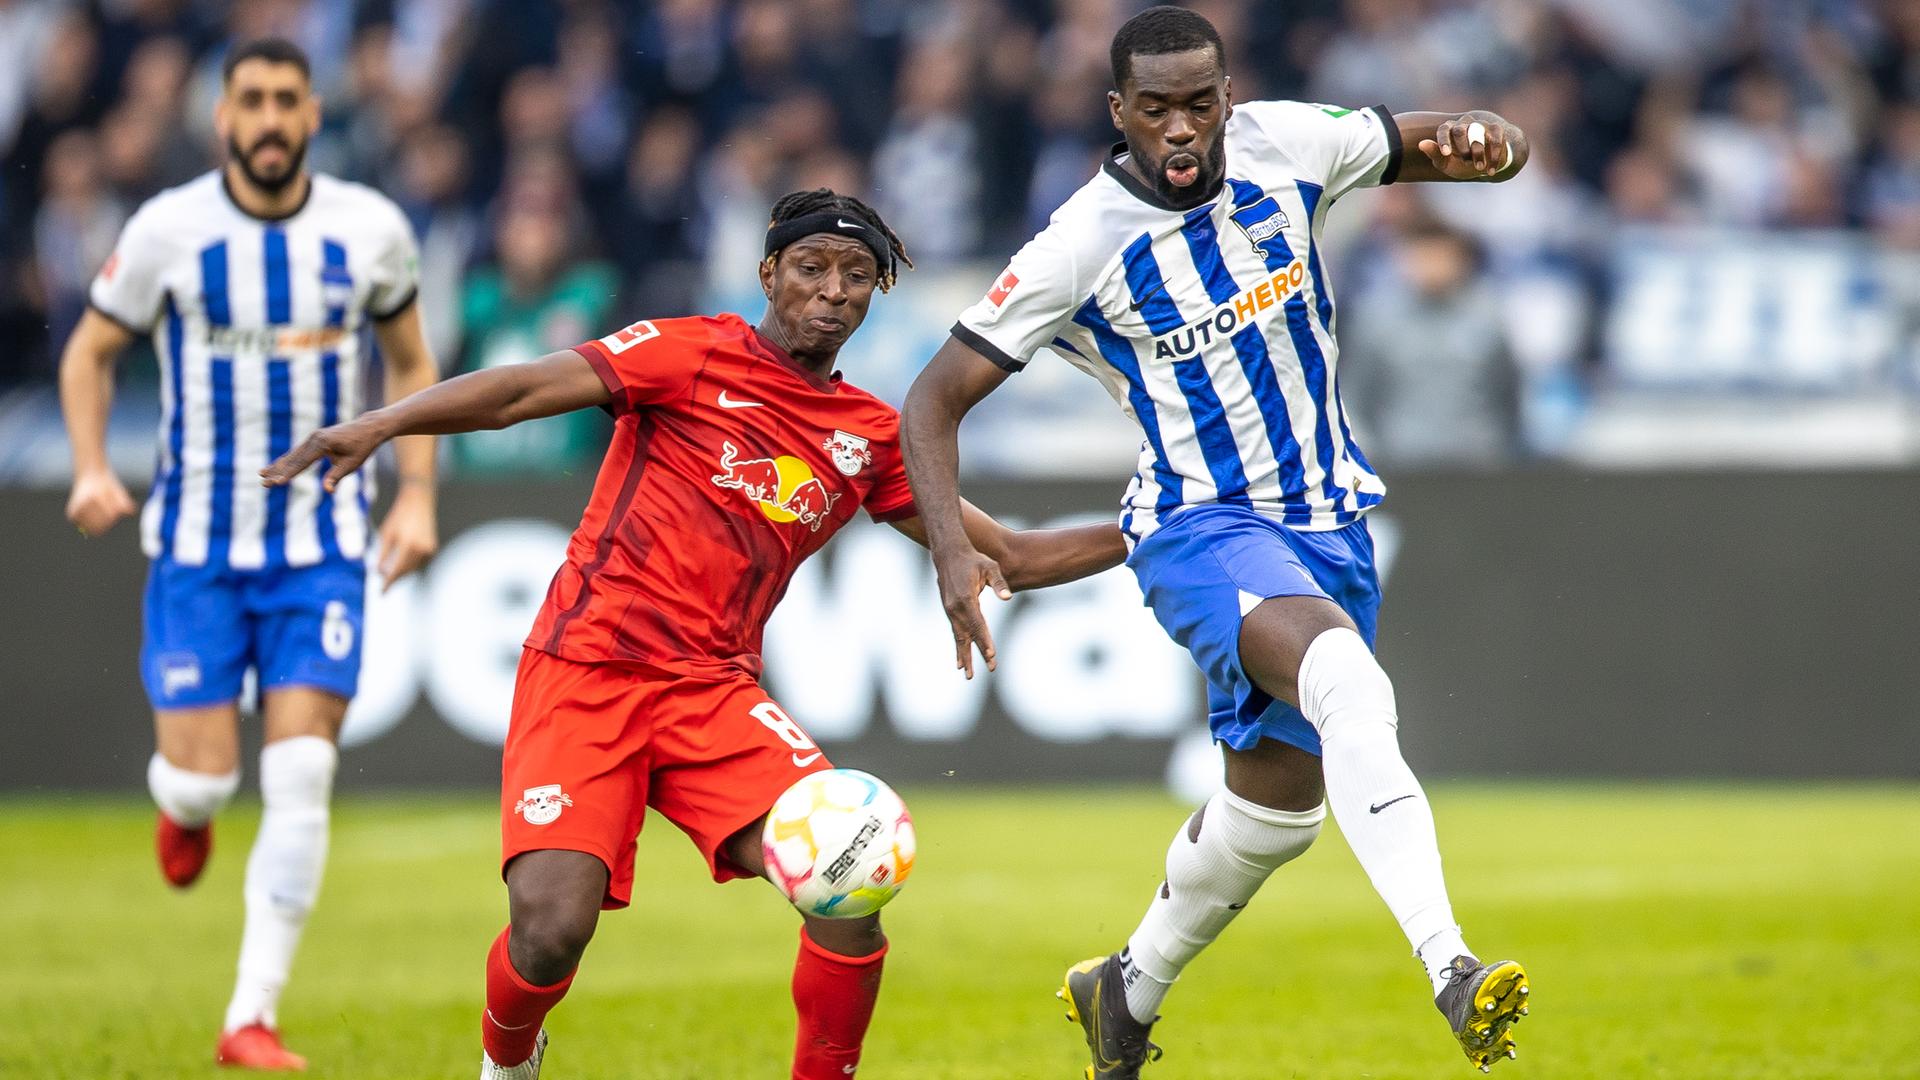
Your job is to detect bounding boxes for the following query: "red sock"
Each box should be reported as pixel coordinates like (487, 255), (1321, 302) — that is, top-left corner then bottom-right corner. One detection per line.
(481, 927), (574, 1067)
(791, 927), (888, 1080)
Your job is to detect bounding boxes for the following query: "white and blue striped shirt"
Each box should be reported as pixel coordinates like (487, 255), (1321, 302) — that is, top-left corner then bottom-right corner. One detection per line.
(955, 100), (1400, 540)
(90, 171), (420, 569)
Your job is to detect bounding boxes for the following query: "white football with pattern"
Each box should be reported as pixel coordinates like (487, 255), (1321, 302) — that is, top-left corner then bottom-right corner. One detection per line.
(763, 769), (915, 918)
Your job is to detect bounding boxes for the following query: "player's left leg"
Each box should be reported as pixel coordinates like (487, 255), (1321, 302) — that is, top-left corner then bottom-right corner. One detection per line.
(720, 823), (888, 1080)
(215, 561), (363, 1070)
(652, 674), (887, 1080)
(214, 686), (344, 1071)
(1237, 575), (1528, 1069)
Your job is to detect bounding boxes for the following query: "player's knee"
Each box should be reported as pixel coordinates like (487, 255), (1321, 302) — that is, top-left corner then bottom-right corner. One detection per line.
(1296, 626), (1398, 738)
(147, 753), (241, 827)
(509, 897), (599, 983)
(258, 736), (338, 809)
(1187, 789), (1325, 873)
(507, 861), (604, 983)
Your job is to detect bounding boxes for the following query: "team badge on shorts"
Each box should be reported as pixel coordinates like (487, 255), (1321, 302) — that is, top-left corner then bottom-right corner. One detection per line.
(515, 784), (574, 826)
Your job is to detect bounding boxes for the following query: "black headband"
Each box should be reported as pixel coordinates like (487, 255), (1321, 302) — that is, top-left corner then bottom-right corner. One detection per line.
(764, 211), (892, 278)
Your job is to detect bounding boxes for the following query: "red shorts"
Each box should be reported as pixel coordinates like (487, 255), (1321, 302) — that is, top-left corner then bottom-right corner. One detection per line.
(501, 647), (833, 909)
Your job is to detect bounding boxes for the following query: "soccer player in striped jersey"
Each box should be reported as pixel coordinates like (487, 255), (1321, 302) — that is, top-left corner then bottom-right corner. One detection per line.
(58, 38), (439, 1071)
(904, 8), (1533, 1075)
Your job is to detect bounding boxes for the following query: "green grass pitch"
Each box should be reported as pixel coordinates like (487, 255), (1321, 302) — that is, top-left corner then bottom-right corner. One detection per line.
(3, 784), (1918, 1078)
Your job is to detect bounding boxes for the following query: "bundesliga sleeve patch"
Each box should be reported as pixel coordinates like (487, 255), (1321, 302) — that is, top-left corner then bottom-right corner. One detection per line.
(599, 319), (661, 355)
(986, 269), (1019, 308)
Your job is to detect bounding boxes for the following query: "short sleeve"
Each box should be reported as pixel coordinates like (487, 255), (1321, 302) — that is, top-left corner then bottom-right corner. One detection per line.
(1244, 100), (1401, 201)
(862, 436), (917, 523)
(573, 318), (702, 413)
(368, 202), (421, 320)
(89, 205), (171, 333)
(951, 224), (1084, 373)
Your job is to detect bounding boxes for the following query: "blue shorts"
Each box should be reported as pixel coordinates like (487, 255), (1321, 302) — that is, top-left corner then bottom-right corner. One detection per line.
(140, 557), (366, 710)
(1127, 504), (1381, 755)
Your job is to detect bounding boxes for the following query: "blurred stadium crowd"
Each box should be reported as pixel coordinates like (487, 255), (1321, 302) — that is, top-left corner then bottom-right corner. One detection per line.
(2, 0), (1917, 475)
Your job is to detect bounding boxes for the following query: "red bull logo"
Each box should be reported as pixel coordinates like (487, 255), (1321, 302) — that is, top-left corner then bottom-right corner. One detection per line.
(712, 441), (841, 531)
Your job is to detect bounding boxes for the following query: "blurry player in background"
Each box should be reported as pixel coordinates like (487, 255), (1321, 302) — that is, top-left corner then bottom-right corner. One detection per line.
(904, 8), (1533, 1076)
(263, 189), (1127, 1080)
(58, 38), (439, 1071)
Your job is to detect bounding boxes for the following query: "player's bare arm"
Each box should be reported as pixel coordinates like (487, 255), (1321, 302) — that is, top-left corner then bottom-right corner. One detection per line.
(889, 502), (1128, 675)
(59, 307), (141, 537)
(900, 333), (1020, 677)
(1392, 110), (1529, 183)
(369, 301), (441, 588)
(262, 350), (608, 492)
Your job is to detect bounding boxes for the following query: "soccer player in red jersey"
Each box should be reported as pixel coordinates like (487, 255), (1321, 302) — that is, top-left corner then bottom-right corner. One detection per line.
(262, 189), (1126, 1078)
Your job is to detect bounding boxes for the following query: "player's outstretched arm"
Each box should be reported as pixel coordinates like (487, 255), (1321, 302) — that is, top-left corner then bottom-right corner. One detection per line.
(901, 334), (1017, 677)
(261, 349), (609, 492)
(1392, 110), (1529, 184)
(59, 308), (141, 537)
(891, 506), (1126, 594)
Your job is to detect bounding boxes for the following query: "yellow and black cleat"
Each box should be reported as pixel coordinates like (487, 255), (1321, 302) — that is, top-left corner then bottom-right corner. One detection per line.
(1057, 954), (1162, 1079)
(1434, 956), (1530, 1072)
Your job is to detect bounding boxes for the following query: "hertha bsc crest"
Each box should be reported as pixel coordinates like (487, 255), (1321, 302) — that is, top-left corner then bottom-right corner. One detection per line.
(1230, 196), (1292, 259)
(515, 784), (573, 826)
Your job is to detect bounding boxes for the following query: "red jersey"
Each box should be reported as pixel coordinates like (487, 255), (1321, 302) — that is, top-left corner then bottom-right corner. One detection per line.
(524, 314), (918, 679)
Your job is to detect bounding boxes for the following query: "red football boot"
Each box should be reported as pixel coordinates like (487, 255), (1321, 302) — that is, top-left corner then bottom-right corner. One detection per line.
(216, 1024), (307, 1071)
(155, 812), (212, 888)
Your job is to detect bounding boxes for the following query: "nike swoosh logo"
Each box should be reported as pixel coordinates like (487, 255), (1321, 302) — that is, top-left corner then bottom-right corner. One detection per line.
(1226, 901), (1246, 910)
(717, 391), (763, 409)
(837, 218), (864, 230)
(1369, 794), (1417, 814)
(792, 752), (823, 767)
(1128, 280), (1170, 312)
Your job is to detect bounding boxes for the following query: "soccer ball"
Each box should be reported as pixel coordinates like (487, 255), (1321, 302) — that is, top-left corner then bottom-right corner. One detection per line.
(762, 769), (915, 918)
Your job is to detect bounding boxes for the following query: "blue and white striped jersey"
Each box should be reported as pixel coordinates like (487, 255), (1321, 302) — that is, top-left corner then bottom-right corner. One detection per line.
(955, 101), (1401, 540)
(90, 171), (420, 569)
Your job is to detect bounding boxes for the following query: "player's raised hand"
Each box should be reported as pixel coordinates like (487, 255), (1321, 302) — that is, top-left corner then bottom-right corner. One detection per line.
(932, 545), (1013, 679)
(66, 467), (137, 537)
(261, 417), (387, 492)
(1417, 114), (1512, 180)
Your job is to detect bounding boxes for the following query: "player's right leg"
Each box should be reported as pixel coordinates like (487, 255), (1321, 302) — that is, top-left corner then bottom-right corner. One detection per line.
(1060, 733), (1324, 1079)
(482, 648), (650, 1078)
(481, 851), (608, 1079)
(141, 558), (250, 888)
(149, 705), (242, 887)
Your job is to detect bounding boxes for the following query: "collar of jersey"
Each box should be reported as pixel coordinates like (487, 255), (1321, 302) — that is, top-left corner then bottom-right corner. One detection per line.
(1102, 142), (1225, 213)
(219, 169), (313, 223)
(744, 321), (842, 394)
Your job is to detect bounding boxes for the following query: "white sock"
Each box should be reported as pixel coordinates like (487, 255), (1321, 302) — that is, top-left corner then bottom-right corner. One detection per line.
(147, 753), (240, 827)
(224, 736), (337, 1032)
(1120, 788), (1324, 1023)
(1297, 628), (1470, 978)
(1416, 927), (1474, 995)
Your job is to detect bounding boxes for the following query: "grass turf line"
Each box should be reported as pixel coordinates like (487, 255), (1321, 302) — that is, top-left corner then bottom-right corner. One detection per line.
(2, 784), (1917, 1078)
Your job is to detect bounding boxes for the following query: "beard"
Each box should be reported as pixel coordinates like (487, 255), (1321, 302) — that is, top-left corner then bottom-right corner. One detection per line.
(1146, 136), (1227, 208)
(228, 132), (308, 194)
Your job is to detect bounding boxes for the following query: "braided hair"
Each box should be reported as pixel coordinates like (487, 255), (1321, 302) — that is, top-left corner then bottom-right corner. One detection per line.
(765, 189), (914, 291)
